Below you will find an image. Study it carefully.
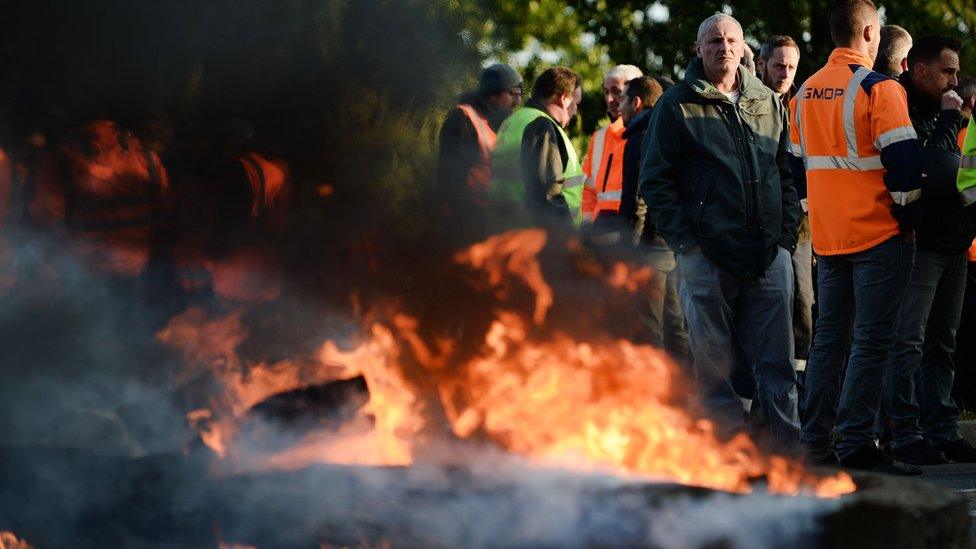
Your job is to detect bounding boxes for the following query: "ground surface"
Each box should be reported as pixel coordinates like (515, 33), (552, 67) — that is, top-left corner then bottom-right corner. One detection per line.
(918, 421), (976, 541)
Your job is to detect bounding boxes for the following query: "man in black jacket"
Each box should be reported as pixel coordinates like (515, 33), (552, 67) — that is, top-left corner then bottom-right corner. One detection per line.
(640, 13), (801, 448)
(883, 35), (976, 465)
(619, 75), (689, 363)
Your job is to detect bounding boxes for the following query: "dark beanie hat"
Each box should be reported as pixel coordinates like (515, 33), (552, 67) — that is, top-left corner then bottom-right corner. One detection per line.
(479, 64), (523, 95)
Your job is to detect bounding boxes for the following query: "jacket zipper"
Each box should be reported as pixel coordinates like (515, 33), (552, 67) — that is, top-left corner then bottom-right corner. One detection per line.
(729, 101), (764, 274)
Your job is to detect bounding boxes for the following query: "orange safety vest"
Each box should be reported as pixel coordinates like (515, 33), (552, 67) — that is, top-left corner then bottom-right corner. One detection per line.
(959, 126), (968, 152)
(237, 152), (290, 232)
(968, 238), (976, 262)
(63, 121), (169, 277)
(456, 103), (497, 199)
(790, 48), (919, 256)
(581, 117), (626, 221)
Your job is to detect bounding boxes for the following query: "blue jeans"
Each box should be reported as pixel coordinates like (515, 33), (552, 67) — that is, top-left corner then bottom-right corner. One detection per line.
(884, 250), (967, 447)
(676, 247), (800, 448)
(801, 235), (914, 459)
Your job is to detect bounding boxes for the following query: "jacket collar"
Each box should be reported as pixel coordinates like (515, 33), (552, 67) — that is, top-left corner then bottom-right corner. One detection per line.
(525, 97), (550, 114)
(606, 116), (625, 136)
(684, 57), (769, 103)
(827, 47), (874, 69)
(900, 71), (941, 117)
(623, 108), (652, 139)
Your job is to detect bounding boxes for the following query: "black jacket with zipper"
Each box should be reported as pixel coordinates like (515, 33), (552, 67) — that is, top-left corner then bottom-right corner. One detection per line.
(901, 73), (976, 254)
(639, 58), (799, 278)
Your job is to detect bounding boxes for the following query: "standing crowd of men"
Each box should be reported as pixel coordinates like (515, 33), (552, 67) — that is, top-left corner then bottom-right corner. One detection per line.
(439, 0), (976, 475)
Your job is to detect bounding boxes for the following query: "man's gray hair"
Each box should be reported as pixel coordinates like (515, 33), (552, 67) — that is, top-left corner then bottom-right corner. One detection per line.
(697, 13), (743, 43)
(874, 25), (912, 75)
(605, 64), (644, 82)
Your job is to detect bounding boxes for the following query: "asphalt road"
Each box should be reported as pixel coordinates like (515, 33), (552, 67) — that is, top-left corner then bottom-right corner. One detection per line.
(916, 423), (976, 540)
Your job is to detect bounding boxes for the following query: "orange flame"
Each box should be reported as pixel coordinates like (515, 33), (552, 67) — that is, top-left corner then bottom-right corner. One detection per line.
(0, 532), (33, 549)
(164, 229), (854, 497)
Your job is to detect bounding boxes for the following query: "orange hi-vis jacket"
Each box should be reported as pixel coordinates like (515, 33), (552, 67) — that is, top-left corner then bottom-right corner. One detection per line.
(581, 117), (626, 220)
(789, 48), (922, 256)
(237, 152), (291, 234)
(49, 121), (170, 277)
(456, 103), (497, 198)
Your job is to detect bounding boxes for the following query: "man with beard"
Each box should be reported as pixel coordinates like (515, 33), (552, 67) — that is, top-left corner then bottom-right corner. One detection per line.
(619, 75), (689, 363)
(883, 35), (976, 464)
(438, 64), (523, 223)
(758, 35), (813, 379)
(581, 64), (643, 236)
(758, 35), (801, 103)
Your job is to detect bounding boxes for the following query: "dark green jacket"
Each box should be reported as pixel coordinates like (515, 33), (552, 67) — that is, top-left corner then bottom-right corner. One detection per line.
(639, 58), (799, 278)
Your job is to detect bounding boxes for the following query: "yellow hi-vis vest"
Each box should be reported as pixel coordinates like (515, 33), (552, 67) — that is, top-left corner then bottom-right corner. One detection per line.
(958, 117), (976, 205)
(488, 106), (584, 225)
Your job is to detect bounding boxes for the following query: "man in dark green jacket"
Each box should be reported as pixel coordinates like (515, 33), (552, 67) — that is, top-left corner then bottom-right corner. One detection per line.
(639, 13), (801, 449)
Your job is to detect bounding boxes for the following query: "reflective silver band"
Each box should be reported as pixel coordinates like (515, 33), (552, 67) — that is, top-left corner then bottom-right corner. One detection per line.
(564, 174), (586, 188)
(597, 190), (622, 201)
(589, 126), (608, 184)
(961, 185), (976, 206)
(805, 155), (884, 171)
(844, 67), (871, 158)
(875, 126), (918, 150)
(889, 189), (921, 206)
(961, 155), (976, 169)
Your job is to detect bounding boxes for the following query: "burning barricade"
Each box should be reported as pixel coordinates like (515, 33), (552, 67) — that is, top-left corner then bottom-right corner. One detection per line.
(161, 227), (854, 498)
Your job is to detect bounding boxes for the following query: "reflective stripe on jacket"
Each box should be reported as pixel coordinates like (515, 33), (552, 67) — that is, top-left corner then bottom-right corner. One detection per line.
(958, 117), (976, 205)
(489, 105), (584, 223)
(63, 120), (170, 277)
(456, 103), (497, 198)
(581, 117), (626, 220)
(790, 48), (921, 256)
(237, 152), (290, 234)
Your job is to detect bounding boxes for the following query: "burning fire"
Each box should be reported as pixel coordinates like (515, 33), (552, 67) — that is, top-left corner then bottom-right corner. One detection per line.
(162, 229), (854, 497)
(0, 532), (33, 549)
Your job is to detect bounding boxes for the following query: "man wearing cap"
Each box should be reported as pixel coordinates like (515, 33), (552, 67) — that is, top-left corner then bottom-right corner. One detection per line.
(438, 64), (523, 224)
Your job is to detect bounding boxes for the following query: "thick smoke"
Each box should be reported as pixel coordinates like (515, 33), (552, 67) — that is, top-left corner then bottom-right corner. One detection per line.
(0, 2), (849, 548)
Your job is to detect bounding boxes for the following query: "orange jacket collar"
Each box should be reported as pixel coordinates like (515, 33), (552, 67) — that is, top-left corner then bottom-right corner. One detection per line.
(828, 47), (874, 69)
(606, 116), (625, 136)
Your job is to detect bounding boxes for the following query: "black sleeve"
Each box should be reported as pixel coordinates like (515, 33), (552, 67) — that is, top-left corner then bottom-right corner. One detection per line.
(776, 102), (800, 252)
(207, 160), (252, 258)
(521, 117), (570, 217)
(919, 110), (966, 203)
(639, 99), (697, 253)
(620, 129), (642, 230)
(437, 108), (481, 207)
(881, 139), (924, 233)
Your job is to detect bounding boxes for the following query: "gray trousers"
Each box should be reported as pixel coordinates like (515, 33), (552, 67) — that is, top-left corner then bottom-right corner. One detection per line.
(792, 239), (814, 362)
(634, 251), (691, 366)
(676, 247), (800, 448)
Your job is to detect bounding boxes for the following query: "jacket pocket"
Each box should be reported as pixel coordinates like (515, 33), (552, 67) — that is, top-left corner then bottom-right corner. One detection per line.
(693, 175), (715, 236)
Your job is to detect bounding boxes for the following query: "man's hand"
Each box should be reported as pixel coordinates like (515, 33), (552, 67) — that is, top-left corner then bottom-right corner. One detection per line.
(942, 90), (964, 112)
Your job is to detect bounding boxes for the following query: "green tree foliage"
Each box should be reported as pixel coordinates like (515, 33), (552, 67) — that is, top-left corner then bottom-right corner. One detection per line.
(478, 0), (976, 122)
(881, 0), (976, 74)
